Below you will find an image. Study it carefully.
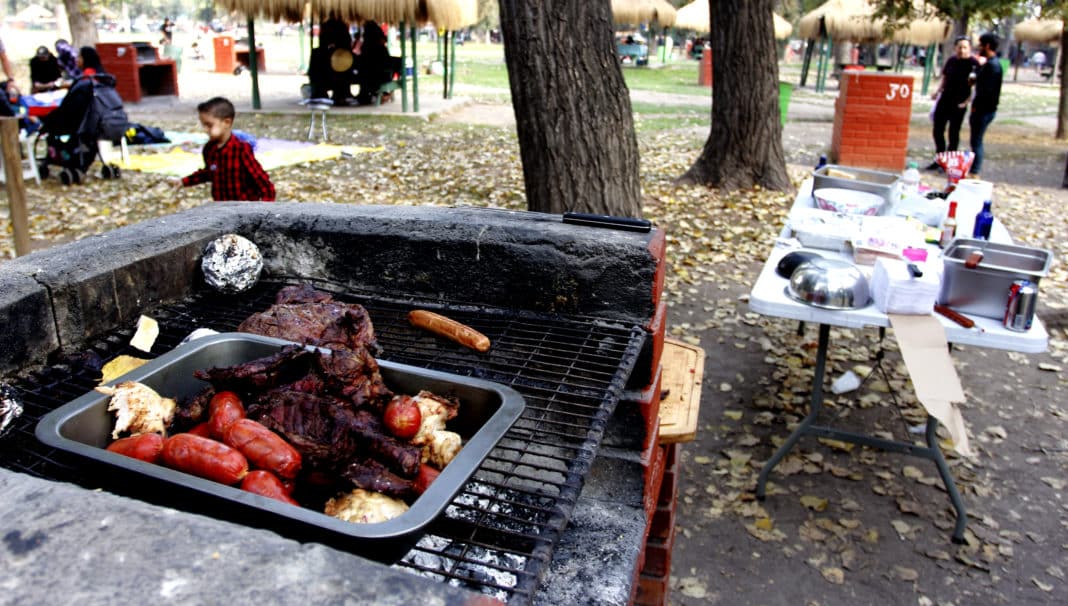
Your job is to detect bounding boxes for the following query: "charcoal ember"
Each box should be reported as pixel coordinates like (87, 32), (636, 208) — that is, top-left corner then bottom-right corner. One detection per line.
(0, 383), (23, 438)
(194, 345), (315, 392)
(201, 234), (264, 293)
(237, 285), (381, 356)
(342, 459), (416, 500)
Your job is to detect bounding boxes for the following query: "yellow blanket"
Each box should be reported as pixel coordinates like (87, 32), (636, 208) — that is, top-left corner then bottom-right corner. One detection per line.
(122, 144), (382, 176)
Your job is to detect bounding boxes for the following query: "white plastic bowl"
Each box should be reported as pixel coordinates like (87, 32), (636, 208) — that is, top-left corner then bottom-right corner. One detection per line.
(813, 188), (884, 216)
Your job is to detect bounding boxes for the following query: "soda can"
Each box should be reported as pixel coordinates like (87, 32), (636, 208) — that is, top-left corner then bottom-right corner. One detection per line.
(1003, 280), (1038, 332)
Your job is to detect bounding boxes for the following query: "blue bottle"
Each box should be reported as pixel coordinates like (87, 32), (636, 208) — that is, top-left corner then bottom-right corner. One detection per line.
(972, 200), (994, 240)
(815, 155), (828, 170)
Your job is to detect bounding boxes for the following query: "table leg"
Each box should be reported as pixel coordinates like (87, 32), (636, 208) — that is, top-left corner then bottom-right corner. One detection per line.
(756, 323), (830, 499)
(926, 415), (967, 543)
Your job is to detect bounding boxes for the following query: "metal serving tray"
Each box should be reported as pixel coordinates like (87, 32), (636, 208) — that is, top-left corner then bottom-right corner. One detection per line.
(939, 238), (1053, 320)
(36, 333), (525, 562)
(813, 164), (900, 206)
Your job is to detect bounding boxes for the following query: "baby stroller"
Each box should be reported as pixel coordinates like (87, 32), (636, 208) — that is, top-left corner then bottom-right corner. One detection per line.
(35, 73), (127, 185)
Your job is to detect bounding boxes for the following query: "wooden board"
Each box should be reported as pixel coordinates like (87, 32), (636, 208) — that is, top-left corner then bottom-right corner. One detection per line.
(657, 338), (705, 444)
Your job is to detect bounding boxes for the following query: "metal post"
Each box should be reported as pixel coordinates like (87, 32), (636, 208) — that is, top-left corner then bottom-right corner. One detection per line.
(442, 31), (450, 99)
(448, 27), (457, 98)
(1, 117), (29, 257)
(800, 39), (815, 87)
(298, 23), (306, 73)
(399, 21), (408, 113)
(922, 43), (936, 96)
(411, 23), (419, 113)
(247, 16), (261, 110)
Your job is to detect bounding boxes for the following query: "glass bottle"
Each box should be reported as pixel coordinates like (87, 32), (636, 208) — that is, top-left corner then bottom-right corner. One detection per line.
(940, 201), (958, 247)
(972, 200), (994, 240)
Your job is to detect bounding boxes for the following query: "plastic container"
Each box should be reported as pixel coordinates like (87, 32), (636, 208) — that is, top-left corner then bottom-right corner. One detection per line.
(812, 164), (900, 206)
(36, 333), (526, 563)
(901, 162), (921, 198)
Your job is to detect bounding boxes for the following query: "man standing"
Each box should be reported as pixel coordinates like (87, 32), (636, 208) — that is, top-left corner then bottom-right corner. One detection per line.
(969, 33), (1002, 178)
(928, 37), (979, 169)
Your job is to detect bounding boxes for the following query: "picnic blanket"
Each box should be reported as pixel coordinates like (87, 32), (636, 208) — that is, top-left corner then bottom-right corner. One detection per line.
(123, 136), (382, 176)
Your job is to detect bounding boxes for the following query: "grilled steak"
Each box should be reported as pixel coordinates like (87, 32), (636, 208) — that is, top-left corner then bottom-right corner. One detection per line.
(237, 285), (381, 356)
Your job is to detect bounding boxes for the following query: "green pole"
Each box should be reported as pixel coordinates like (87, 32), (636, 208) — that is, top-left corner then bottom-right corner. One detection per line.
(411, 23), (419, 113)
(448, 29), (457, 98)
(442, 31), (449, 99)
(298, 23), (306, 73)
(922, 43), (936, 96)
(800, 39), (814, 87)
(814, 39), (825, 92)
(247, 16), (260, 109)
(400, 22), (408, 113)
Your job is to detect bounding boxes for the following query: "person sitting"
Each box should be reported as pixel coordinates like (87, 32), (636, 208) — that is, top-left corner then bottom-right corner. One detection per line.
(30, 46), (66, 93)
(41, 47), (108, 136)
(307, 18), (355, 104)
(0, 80), (41, 134)
(55, 39), (81, 80)
(353, 21), (395, 106)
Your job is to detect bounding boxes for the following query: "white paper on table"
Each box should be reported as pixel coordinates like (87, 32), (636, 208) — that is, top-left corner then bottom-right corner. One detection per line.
(888, 313), (973, 457)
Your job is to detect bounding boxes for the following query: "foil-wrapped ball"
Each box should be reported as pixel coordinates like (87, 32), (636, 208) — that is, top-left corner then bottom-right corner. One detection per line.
(0, 383), (23, 438)
(201, 234), (264, 293)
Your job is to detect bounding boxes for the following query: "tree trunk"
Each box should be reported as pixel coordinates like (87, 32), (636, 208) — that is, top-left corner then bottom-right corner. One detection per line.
(498, 0), (642, 217)
(1057, 25), (1068, 139)
(942, 12), (969, 62)
(64, 0), (99, 48)
(681, 0), (789, 192)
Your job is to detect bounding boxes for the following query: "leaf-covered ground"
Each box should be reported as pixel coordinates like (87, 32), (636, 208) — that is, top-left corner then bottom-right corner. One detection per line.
(1, 96), (1066, 606)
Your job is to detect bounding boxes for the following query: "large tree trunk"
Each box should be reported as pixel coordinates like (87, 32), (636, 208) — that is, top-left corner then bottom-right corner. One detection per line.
(64, 0), (100, 48)
(681, 0), (789, 192)
(1057, 25), (1068, 139)
(498, 0), (642, 217)
(942, 12), (970, 62)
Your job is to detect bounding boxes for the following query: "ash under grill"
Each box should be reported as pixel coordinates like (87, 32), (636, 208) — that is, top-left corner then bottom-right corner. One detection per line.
(2, 279), (643, 604)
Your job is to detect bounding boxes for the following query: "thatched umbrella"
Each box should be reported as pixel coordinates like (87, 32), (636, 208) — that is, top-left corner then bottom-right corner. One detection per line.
(891, 14), (950, 46)
(774, 13), (792, 40)
(612, 0), (646, 26)
(612, 0), (676, 27)
(797, 0), (880, 42)
(1014, 18), (1063, 45)
(426, 0), (478, 99)
(674, 1), (708, 32)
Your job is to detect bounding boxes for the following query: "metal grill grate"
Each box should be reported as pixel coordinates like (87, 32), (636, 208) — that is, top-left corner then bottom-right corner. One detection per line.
(1, 278), (644, 604)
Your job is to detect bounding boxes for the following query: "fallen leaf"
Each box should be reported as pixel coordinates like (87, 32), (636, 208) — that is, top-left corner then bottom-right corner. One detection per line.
(902, 465), (925, 480)
(891, 520), (912, 536)
(677, 576), (708, 598)
(723, 410), (743, 421)
(1032, 577), (1053, 592)
(817, 438), (854, 452)
(693, 455), (712, 464)
(754, 517), (774, 531)
(800, 495), (829, 512)
(1037, 362), (1061, 372)
(1041, 477), (1066, 490)
(894, 566), (919, 581)
(983, 425), (1008, 439)
(821, 567), (845, 584)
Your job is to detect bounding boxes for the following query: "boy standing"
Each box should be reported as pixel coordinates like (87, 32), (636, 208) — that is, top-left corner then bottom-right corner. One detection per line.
(174, 97), (275, 201)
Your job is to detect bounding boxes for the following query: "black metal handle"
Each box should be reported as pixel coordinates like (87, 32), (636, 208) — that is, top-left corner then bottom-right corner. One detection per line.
(562, 212), (652, 233)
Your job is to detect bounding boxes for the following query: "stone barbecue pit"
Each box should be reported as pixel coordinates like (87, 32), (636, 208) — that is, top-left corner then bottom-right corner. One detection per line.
(0, 203), (675, 605)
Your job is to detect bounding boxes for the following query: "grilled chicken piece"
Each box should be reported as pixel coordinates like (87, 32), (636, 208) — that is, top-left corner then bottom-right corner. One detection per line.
(410, 391), (459, 446)
(423, 430), (462, 469)
(97, 381), (177, 439)
(325, 488), (408, 524)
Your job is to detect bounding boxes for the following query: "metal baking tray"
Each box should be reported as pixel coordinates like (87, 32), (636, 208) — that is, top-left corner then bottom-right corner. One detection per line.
(36, 333), (525, 562)
(813, 164), (900, 206)
(939, 238), (1053, 319)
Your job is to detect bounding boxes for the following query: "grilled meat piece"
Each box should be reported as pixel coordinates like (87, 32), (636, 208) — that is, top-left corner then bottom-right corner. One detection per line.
(194, 345), (314, 392)
(341, 459), (416, 500)
(315, 348), (393, 411)
(172, 386), (213, 431)
(237, 285), (381, 356)
(250, 392), (421, 478)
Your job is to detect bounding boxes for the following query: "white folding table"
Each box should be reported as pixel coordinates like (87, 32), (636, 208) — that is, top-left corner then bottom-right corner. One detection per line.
(749, 179), (1048, 542)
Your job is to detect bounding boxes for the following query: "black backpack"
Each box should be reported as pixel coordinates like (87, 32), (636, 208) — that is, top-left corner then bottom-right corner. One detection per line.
(80, 74), (128, 144)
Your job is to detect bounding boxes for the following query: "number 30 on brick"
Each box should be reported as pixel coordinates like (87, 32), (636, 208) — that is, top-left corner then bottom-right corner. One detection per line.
(886, 83), (911, 101)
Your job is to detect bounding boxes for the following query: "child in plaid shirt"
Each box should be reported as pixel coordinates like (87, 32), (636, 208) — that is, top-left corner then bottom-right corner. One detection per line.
(174, 97), (275, 201)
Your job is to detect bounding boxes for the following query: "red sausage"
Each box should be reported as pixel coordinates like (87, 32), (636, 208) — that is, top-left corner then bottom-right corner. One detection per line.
(222, 419), (302, 480)
(187, 422), (213, 439)
(106, 433), (164, 464)
(240, 470), (300, 506)
(413, 463), (440, 495)
(208, 392), (246, 439)
(161, 433), (248, 484)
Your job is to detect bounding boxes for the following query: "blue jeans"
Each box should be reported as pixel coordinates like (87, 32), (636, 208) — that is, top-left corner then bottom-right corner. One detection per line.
(969, 111), (996, 175)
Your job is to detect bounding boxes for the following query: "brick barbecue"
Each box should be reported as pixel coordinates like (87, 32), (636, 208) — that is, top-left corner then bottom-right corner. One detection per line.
(0, 203), (680, 605)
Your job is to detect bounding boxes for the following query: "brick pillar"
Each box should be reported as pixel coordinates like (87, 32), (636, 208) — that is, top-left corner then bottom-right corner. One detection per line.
(698, 49), (712, 87)
(830, 72), (914, 171)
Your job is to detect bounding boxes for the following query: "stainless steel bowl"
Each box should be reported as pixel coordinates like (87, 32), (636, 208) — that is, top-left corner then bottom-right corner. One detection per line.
(785, 258), (871, 310)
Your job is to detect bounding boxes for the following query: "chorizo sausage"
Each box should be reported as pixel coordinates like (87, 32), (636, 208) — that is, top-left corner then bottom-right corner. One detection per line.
(240, 470), (300, 506)
(161, 433), (248, 484)
(187, 422), (213, 439)
(106, 433), (164, 464)
(208, 391), (246, 439)
(408, 310), (491, 352)
(222, 419), (302, 480)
